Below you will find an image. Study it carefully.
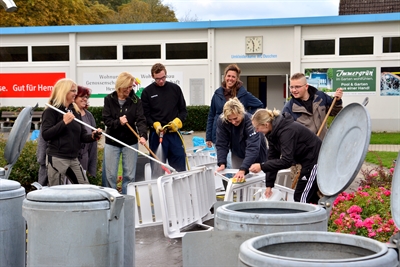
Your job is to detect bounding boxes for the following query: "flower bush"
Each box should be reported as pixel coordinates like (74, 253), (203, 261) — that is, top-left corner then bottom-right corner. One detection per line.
(328, 163), (398, 243)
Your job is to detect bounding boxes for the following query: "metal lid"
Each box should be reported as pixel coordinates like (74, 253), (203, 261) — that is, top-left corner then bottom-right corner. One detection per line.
(26, 184), (119, 202)
(4, 106), (33, 166)
(0, 178), (25, 199)
(391, 152), (400, 229)
(0, 178), (21, 191)
(317, 103), (371, 197)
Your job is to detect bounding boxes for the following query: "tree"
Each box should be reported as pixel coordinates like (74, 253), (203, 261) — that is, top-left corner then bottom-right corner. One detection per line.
(0, 0), (115, 26)
(142, 0), (177, 22)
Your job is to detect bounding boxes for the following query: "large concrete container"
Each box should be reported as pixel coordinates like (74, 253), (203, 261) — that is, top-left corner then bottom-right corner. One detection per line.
(22, 185), (126, 267)
(0, 177), (26, 267)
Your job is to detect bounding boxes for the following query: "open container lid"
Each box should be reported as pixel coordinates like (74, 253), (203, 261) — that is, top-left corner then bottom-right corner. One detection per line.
(391, 152), (400, 229)
(317, 103), (371, 197)
(4, 106), (33, 167)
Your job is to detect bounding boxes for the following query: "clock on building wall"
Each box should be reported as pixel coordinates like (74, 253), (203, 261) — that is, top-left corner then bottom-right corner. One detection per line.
(245, 36), (263, 54)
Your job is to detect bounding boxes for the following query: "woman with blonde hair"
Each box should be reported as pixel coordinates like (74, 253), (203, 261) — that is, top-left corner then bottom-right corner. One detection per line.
(215, 97), (268, 181)
(249, 108), (322, 203)
(102, 71), (147, 194)
(41, 78), (102, 186)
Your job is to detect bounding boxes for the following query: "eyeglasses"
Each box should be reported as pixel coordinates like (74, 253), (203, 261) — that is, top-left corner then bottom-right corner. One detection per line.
(78, 95), (89, 100)
(70, 89), (77, 93)
(154, 76), (166, 82)
(123, 86), (134, 91)
(289, 84), (306, 90)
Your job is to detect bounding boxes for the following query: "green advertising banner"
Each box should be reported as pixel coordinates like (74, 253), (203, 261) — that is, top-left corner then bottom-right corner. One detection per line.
(332, 67), (376, 94)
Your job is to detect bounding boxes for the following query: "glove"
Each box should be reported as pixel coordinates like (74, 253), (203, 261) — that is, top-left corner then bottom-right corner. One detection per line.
(168, 117), (182, 132)
(153, 121), (162, 135)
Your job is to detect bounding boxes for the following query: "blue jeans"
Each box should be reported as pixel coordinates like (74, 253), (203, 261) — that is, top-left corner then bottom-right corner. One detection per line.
(102, 143), (138, 194)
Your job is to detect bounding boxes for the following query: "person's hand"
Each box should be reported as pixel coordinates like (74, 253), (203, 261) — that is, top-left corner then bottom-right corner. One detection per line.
(234, 170), (245, 183)
(120, 115), (128, 126)
(153, 121), (162, 135)
(264, 187), (273, 199)
(216, 164), (226, 173)
(139, 137), (147, 145)
(92, 128), (102, 141)
(334, 88), (343, 100)
(63, 112), (75, 125)
(206, 141), (213, 148)
(249, 163), (261, 173)
(168, 117), (182, 132)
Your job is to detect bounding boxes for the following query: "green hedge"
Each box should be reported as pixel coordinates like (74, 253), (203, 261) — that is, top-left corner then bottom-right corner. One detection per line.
(0, 136), (103, 192)
(1, 105), (210, 132)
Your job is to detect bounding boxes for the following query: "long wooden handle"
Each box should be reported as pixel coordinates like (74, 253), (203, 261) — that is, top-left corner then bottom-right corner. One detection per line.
(126, 122), (171, 174)
(316, 97), (337, 137)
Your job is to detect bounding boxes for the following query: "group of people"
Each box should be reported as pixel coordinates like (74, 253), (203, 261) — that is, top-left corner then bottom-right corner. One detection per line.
(37, 63), (187, 195)
(36, 62), (343, 204)
(207, 65), (343, 203)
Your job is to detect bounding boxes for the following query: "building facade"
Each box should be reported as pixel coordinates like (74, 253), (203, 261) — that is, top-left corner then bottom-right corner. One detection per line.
(0, 12), (399, 131)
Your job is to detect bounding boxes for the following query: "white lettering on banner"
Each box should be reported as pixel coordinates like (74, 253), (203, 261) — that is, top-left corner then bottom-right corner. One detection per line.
(83, 72), (183, 95)
(336, 69), (374, 77)
(13, 84), (25, 91)
(37, 84), (52, 91)
(0, 86), (7, 91)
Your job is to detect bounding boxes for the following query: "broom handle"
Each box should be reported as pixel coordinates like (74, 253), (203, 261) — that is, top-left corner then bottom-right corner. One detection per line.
(317, 97), (337, 137)
(45, 103), (176, 173)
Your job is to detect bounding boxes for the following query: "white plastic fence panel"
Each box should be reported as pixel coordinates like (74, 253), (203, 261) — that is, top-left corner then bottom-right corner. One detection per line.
(275, 168), (292, 188)
(250, 184), (295, 202)
(157, 166), (216, 238)
(126, 180), (163, 228)
(218, 169), (295, 202)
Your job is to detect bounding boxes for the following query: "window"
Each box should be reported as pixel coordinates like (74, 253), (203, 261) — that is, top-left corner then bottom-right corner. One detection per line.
(383, 37), (400, 53)
(123, 45), (161, 59)
(304, 40), (335, 55)
(32, 46), (69, 61)
(80, 46), (117, 60)
(339, 37), (373, 55)
(166, 42), (207, 60)
(0, 47), (28, 62)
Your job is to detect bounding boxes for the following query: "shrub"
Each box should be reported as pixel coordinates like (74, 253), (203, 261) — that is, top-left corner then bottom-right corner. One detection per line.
(0, 136), (105, 192)
(328, 160), (398, 242)
(182, 105), (209, 131)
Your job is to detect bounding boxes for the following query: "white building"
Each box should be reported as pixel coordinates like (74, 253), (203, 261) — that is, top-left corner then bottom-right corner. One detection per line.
(0, 12), (399, 131)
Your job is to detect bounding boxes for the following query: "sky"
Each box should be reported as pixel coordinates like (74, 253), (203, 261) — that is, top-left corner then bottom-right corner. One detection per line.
(162, 0), (340, 21)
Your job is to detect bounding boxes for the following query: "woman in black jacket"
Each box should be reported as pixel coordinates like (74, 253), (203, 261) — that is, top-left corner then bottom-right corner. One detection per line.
(215, 97), (268, 181)
(249, 108), (322, 203)
(102, 71), (147, 194)
(41, 78), (102, 186)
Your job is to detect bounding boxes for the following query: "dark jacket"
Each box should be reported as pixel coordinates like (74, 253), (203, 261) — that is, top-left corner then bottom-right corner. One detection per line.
(141, 81), (187, 128)
(282, 85), (342, 139)
(216, 112), (268, 173)
(41, 104), (95, 159)
(260, 112), (322, 187)
(206, 86), (264, 143)
(103, 90), (147, 147)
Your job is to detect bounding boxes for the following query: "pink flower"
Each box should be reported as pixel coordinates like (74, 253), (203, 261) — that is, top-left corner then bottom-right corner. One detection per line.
(355, 219), (364, 228)
(334, 218), (343, 226)
(383, 190), (391, 196)
(347, 205), (362, 214)
(368, 231), (376, 237)
(363, 218), (374, 229)
(389, 168), (394, 174)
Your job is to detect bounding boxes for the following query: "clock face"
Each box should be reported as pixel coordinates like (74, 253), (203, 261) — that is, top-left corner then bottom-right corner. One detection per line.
(246, 36), (263, 54)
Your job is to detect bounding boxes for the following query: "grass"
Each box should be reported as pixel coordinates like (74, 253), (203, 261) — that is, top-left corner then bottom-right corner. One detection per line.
(370, 132), (399, 144)
(365, 151), (397, 168)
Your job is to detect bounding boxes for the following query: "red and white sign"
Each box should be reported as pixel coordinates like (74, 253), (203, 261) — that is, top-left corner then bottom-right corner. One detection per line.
(0, 73), (65, 98)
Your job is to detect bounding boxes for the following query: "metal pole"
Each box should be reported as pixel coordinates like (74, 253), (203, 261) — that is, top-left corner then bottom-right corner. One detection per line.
(44, 103), (176, 173)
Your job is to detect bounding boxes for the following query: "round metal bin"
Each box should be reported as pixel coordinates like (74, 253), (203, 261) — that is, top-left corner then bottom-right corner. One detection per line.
(0, 177), (26, 267)
(22, 185), (125, 267)
(215, 201), (328, 233)
(238, 231), (399, 267)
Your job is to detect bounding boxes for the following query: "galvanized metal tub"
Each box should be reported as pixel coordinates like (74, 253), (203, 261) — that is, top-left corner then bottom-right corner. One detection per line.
(22, 185), (125, 267)
(0, 177), (26, 267)
(215, 201), (328, 233)
(239, 231), (399, 267)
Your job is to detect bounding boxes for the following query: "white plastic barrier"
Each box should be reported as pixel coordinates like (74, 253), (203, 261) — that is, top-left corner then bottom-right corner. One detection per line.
(217, 169), (294, 202)
(157, 166), (216, 238)
(275, 168), (292, 188)
(126, 180), (162, 228)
